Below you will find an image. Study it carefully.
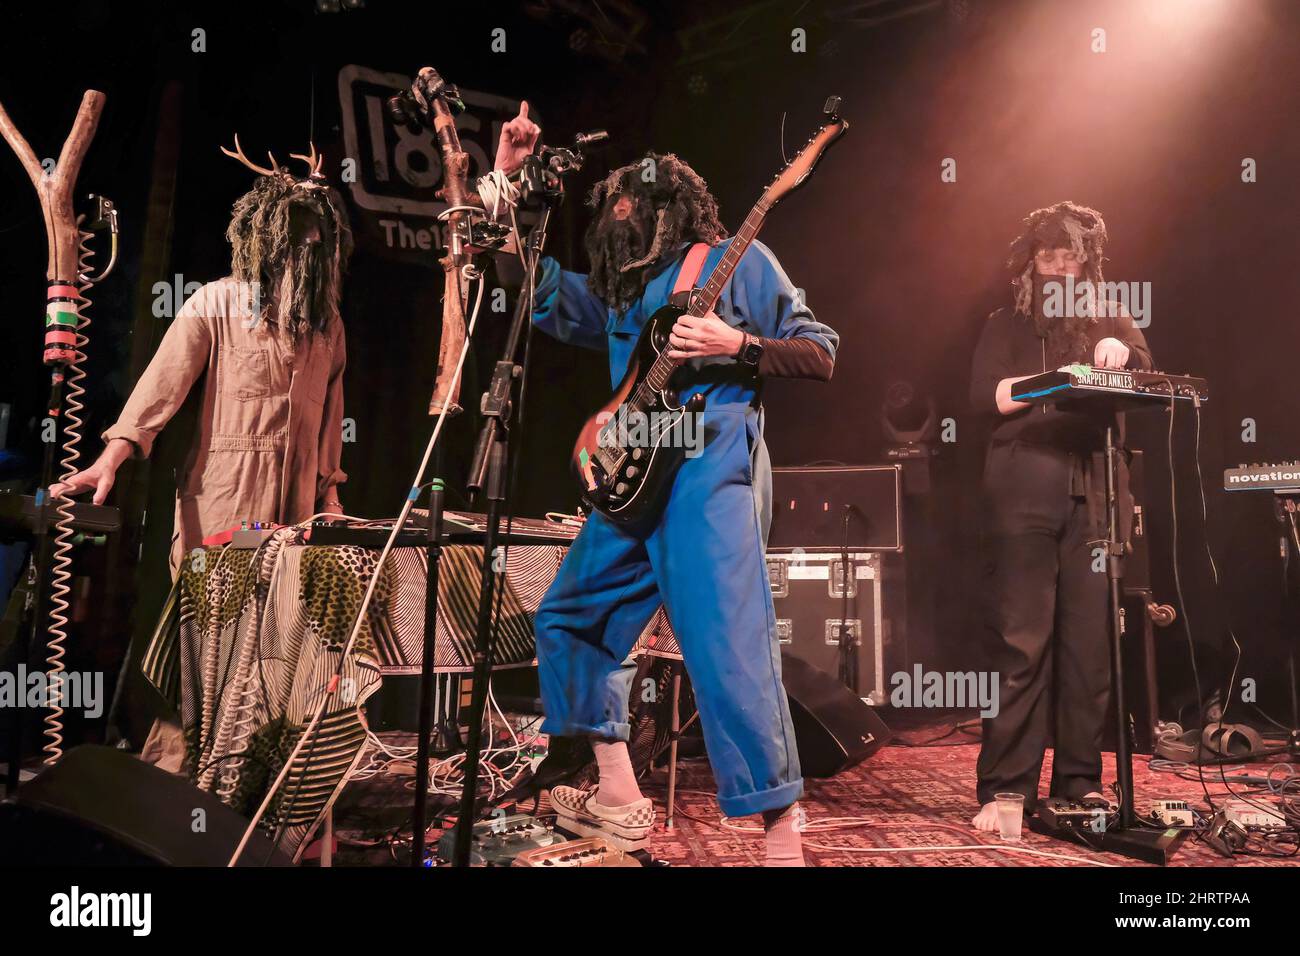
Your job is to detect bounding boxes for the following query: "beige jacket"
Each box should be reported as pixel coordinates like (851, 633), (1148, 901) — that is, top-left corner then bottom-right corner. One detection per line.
(104, 277), (347, 573)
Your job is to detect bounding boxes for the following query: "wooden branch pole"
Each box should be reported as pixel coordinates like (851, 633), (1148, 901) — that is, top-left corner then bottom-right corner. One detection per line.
(0, 90), (105, 363)
(0, 90), (105, 281)
(424, 72), (472, 418)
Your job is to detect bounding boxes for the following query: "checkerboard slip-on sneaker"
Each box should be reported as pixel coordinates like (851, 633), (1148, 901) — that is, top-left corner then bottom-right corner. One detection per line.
(549, 786), (655, 851)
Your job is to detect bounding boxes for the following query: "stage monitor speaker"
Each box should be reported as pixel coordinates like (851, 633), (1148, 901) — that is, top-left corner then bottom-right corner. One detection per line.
(0, 745), (291, 866)
(781, 652), (892, 777)
(768, 465), (903, 552)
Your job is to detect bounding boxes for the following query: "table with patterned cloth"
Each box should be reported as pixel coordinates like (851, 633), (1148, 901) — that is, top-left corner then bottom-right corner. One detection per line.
(140, 527), (567, 860)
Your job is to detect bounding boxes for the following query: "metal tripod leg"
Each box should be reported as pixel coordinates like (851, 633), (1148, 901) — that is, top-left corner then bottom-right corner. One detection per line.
(666, 666), (682, 830)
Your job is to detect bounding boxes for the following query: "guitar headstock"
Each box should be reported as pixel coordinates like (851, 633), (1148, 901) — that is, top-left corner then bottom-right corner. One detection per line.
(762, 97), (849, 207)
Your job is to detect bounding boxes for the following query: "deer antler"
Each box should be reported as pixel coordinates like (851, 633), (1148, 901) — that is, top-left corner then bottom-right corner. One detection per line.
(220, 133), (283, 177)
(289, 142), (324, 179)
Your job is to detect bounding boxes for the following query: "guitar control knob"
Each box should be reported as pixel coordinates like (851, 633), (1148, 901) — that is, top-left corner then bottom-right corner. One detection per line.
(631, 447), (644, 461)
(615, 482), (628, 495)
(625, 466), (639, 478)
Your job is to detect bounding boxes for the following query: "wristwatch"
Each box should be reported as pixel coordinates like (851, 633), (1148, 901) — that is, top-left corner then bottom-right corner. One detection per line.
(736, 331), (764, 367)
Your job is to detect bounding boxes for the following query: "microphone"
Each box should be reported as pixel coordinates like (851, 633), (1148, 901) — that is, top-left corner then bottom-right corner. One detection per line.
(540, 131), (609, 174)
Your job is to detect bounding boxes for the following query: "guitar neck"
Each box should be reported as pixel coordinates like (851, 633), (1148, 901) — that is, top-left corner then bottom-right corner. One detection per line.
(689, 199), (770, 316)
(639, 199), (771, 396)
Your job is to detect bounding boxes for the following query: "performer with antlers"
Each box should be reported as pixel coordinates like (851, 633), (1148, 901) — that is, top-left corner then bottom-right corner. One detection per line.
(51, 140), (354, 575)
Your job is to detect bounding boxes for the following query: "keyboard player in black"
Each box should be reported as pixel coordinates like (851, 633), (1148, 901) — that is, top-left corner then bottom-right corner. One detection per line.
(967, 202), (1153, 833)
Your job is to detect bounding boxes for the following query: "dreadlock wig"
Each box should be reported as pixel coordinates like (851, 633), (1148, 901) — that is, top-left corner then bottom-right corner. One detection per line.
(1006, 200), (1108, 364)
(226, 171), (353, 341)
(584, 152), (727, 314)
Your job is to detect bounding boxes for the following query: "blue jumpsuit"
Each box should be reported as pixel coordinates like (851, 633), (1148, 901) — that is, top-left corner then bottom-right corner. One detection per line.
(531, 238), (839, 817)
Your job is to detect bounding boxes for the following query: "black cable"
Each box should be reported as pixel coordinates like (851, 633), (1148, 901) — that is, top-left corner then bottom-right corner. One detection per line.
(1185, 398), (1283, 823)
(895, 719), (982, 747)
(839, 506), (854, 690)
(1164, 378), (1219, 813)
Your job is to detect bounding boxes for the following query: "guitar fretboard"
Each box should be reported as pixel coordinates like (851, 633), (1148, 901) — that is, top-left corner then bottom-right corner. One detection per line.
(638, 199), (771, 399)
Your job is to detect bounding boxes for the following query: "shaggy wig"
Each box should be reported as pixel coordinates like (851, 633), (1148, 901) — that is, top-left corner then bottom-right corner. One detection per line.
(226, 175), (354, 339)
(584, 152), (727, 313)
(1006, 201), (1108, 364)
(1006, 200), (1108, 317)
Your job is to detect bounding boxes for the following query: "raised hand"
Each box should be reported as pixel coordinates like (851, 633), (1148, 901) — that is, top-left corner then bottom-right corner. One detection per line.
(495, 101), (541, 175)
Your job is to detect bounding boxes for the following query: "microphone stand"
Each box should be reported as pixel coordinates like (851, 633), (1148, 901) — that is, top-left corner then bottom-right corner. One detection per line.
(410, 463), (445, 866)
(450, 161), (568, 868)
(1027, 421), (1186, 864)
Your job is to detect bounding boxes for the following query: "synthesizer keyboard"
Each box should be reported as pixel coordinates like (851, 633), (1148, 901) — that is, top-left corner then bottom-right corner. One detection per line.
(1223, 462), (1300, 494)
(1011, 365), (1209, 411)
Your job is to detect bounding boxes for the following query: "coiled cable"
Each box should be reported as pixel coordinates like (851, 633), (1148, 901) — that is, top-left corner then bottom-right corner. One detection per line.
(42, 218), (95, 765)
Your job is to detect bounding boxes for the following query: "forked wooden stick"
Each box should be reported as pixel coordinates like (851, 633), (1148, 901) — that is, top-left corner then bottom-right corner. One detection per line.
(0, 90), (106, 282)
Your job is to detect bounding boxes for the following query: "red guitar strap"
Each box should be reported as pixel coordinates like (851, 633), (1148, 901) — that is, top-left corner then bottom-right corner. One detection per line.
(671, 242), (712, 301)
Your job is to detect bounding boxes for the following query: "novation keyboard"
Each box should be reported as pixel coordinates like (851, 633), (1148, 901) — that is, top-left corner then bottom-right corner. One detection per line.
(1223, 462), (1300, 494)
(1011, 365), (1209, 411)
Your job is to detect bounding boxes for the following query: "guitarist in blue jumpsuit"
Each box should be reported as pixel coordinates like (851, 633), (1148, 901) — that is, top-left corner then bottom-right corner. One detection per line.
(495, 105), (838, 866)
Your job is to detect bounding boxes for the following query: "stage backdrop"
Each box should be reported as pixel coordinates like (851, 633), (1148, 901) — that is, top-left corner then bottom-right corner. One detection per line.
(2, 0), (1298, 746)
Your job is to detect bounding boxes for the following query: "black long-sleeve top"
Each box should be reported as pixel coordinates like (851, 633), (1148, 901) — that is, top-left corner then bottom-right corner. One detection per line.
(969, 306), (1154, 452)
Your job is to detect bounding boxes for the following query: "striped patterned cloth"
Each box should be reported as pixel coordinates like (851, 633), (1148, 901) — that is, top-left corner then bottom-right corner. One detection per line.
(374, 543), (566, 674)
(141, 538), (568, 860)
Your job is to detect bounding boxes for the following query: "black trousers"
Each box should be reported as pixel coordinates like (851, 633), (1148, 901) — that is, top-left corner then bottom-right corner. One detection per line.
(975, 440), (1110, 810)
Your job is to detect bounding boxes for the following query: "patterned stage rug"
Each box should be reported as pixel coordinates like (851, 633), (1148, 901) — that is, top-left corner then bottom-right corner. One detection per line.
(328, 716), (1299, 868)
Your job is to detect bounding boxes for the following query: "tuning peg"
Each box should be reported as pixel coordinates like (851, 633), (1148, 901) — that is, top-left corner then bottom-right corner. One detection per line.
(823, 94), (842, 116)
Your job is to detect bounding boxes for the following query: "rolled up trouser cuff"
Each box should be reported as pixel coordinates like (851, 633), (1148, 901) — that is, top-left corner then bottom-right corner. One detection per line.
(539, 716), (632, 743)
(716, 778), (804, 818)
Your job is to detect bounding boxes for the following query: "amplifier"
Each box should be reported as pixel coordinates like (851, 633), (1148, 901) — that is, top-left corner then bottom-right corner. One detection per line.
(768, 465), (903, 553)
(767, 551), (886, 704)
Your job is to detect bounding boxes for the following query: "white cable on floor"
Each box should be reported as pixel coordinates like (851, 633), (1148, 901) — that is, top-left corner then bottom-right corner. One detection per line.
(799, 840), (1117, 866)
(717, 814), (1115, 865)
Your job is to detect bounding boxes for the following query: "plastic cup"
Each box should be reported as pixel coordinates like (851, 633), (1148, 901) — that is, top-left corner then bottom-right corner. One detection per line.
(995, 792), (1025, 842)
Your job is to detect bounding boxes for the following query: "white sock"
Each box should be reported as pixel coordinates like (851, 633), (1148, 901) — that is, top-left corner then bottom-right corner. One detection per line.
(591, 739), (642, 807)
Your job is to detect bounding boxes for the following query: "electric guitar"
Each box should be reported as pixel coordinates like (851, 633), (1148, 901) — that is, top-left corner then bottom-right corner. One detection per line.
(571, 97), (848, 524)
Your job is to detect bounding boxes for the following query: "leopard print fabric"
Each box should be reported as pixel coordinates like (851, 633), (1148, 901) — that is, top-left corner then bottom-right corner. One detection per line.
(297, 545), (390, 660)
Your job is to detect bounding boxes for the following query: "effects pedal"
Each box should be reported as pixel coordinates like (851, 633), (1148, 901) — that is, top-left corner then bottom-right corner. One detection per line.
(1035, 797), (1112, 832)
(512, 836), (641, 868)
(1223, 799), (1287, 830)
(1148, 800), (1195, 828)
(435, 813), (564, 866)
